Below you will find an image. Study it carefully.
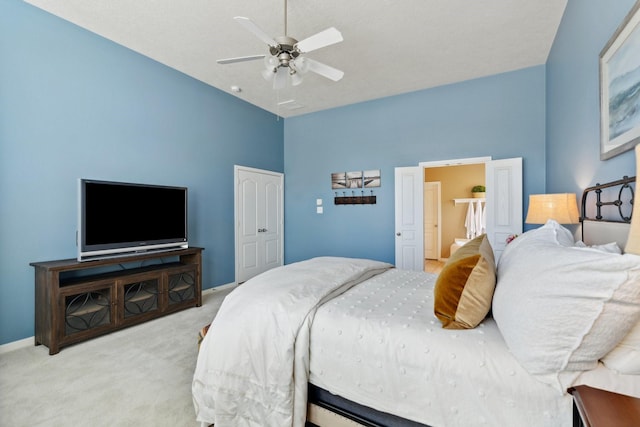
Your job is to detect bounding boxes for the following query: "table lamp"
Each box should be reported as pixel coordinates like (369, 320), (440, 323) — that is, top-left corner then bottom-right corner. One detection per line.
(525, 193), (580, 225)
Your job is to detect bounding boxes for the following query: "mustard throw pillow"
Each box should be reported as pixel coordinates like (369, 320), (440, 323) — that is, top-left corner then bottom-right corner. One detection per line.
(434, 234), (496, 329)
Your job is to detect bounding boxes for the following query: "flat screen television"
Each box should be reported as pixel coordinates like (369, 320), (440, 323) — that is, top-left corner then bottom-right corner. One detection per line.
(78, 179), (188, 261)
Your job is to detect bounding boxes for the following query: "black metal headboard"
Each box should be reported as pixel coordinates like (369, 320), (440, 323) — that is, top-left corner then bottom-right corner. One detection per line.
(580, 175), (635, 223)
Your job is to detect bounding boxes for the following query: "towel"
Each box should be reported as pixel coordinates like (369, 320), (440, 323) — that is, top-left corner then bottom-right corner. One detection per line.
(475, 200), (484, 235)
(465, 202), (476, 239)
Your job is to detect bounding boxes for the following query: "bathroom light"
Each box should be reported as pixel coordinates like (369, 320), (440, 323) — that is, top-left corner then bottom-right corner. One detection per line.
(525, 193), (580, 224)
(625, 145), (639, 255)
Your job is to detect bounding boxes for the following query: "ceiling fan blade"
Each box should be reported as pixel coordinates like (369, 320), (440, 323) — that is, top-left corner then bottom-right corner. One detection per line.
(217, 55), (265, 65)
(305, 58), (344, 82)
(295, 27), (343, 53)
(234, 16), (277, 47)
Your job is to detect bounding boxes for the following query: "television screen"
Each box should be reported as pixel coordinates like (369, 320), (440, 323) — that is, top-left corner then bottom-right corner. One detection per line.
(78, 179), (188, 261)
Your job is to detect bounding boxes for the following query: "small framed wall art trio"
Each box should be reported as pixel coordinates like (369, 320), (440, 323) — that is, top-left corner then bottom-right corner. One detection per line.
(331, 169), (380, 205)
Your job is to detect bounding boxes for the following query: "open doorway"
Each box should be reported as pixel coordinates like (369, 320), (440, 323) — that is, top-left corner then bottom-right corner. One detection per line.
(395, 157), (521, 272)
(424, 163), (486, 266)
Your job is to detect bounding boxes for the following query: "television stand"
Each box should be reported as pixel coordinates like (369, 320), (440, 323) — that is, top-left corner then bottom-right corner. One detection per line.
(31, 247), (203, 355)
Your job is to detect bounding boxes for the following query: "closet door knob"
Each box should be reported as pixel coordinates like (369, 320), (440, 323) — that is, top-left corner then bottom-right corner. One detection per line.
(396, 232), (401, 236)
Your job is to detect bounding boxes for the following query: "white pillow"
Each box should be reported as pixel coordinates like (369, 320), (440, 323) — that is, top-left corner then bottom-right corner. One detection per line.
(601, 319), (640, 374)
(574, 240), (622, 254)
(493, 230), (640, 376)
(498, 220), (574, 275)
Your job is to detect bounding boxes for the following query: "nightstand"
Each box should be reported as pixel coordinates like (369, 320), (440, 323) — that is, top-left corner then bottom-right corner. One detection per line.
(569, 385), (640, 427)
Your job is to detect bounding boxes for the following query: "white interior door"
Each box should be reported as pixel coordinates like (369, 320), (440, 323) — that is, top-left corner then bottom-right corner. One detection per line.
(424, 182), (441, 260)
(394, 167), (424, 270)
(485, 157), (522, 261)
(235, 166), (283, 283)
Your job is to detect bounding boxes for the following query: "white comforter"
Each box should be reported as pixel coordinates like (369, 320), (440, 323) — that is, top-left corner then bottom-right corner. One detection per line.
(192, 257), (392, 427)
(309, 268), (574, 427)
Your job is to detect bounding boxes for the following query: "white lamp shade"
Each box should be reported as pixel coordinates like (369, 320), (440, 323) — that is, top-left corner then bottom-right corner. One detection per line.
(262, 68), (275, 82)
(625, 144), (640, 254)
(525, 193), (580, 224)
(292, 57), (309, 74)
(262, 56), (278, 82)
(273, 67), (288, 90)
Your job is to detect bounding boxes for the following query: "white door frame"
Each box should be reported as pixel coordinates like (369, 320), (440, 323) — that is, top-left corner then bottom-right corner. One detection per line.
(418, 156), (492, 168)
(234, 165), (284, 284)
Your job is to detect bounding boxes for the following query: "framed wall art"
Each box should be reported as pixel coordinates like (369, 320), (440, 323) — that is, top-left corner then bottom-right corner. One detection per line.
(599, 0), (640, 160)
(331, 172), (347, 189)
(346, 171), (363, 188)
(363, 169), (381, 188)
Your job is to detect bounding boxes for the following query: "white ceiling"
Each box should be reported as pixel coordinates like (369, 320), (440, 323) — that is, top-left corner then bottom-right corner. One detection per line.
(25, 0), (567, 118)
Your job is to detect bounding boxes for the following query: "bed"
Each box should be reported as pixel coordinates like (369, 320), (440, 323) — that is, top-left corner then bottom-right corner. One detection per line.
(192, 172), (640, 427)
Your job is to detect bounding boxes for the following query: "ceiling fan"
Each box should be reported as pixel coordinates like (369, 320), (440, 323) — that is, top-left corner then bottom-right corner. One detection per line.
(217, 0), (344, 89)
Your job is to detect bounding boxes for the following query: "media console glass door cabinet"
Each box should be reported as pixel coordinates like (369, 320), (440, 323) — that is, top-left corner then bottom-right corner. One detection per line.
(31, 247), (203, 355)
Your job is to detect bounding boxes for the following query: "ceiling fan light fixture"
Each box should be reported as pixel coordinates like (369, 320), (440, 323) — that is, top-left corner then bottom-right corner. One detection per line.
(290, 69), (303, 86)
(292, 57), (309, 74)
(262, 68), (276, 82)
(273, 67), (288, 90)
(265, 55), (278, 67)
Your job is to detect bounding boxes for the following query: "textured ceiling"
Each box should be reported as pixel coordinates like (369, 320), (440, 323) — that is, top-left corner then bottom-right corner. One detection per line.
(25, 0), (567, 118)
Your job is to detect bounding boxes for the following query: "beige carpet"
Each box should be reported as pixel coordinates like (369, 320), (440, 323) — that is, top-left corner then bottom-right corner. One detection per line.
(0, 286), (233, 427)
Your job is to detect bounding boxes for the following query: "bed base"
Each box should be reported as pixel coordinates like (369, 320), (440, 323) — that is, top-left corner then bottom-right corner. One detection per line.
(306, 384), (429, 427)
(307, 403), (370, 427)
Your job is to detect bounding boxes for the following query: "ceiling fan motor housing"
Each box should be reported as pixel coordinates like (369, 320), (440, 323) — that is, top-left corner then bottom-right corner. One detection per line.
(271, 36), (300, 60)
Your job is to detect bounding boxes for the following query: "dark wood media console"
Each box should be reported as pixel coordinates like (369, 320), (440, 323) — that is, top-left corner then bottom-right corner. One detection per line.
(31, 247), (203, 355)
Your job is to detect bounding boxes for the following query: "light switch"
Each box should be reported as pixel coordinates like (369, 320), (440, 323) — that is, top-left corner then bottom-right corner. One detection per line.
(316, 198), (323, 206)
(317, 206), (323, 214)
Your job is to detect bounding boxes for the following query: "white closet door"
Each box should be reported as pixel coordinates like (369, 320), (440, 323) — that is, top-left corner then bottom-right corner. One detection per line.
(485, 157), (522, 261)
(235, 166), (283, 283)
(394, 166), (424, 270)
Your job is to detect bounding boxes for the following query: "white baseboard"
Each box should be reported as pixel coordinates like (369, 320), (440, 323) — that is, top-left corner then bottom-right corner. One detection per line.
(0, 283), (236, 355)
(204, 282), (236, 294)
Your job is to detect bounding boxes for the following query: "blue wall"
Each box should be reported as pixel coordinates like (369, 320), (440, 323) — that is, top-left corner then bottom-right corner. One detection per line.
(0, 1), (283, 345)
(284, 66), (547, 264)
(546, 0), (637, 192)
